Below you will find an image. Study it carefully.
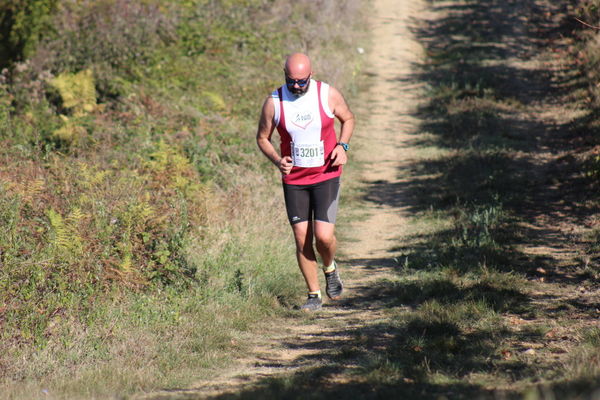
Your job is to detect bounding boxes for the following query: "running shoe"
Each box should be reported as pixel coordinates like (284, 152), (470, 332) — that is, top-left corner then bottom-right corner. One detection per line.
(325, 268), (343, 299)
(300, 294), (322, 311)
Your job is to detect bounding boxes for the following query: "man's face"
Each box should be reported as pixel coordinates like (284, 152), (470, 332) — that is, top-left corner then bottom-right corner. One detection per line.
(285, 74), (311, 97)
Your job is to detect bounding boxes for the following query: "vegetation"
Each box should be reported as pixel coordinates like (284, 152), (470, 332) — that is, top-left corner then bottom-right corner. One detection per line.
(1, 0), (599, 398)
(358, 0), (600, 396)
(576, 0), (600, 183)
(0, 0), (366, 398)
(199, 0), (600, 398)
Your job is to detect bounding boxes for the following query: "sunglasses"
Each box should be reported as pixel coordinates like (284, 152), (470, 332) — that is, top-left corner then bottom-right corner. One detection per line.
(285, 75), (311, 87)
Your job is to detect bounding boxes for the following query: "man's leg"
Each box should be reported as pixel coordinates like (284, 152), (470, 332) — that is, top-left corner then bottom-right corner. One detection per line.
(315, 220), (343, 300)
(291, 221), (320, 292)
(311, 176), (340, 268)
(314, 221), (336, 267)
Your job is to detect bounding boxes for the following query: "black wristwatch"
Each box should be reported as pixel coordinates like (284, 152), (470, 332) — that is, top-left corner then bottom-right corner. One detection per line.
(337, 142), (349, 151)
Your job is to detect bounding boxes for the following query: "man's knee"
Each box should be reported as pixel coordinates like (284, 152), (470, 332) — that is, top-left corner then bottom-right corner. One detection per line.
(295, 238), (313, 253)
(315, 232), (335, 249)
(293, 231), (313, 253)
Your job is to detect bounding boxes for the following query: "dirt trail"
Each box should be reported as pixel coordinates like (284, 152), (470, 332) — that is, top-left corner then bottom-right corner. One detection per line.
(136, 0), (425, 398)
(344, 0), (426, 261)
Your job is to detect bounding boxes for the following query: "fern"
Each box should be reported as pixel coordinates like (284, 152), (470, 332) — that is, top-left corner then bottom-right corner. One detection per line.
(49, 69), (98, 144)
(133, 202), (155, 224)
(78, 161), (111, 188)
(47, 207), (85, 259)
(52, 115), (87, 144)
(67, 207), (85, 227)
(119, 253), (132, 272)
(145, 140), (197, 191)
(24, 178), (45, 204)
(49, 69), (97, 116)
(47, 208), (69, 251)
(202, 91), (226, 111)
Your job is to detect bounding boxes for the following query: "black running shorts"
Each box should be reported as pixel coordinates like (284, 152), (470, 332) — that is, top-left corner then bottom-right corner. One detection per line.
(282, 176), (340, 225)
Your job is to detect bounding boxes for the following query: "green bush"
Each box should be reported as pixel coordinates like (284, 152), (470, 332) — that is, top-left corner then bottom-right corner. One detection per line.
(0, 73), (12, 135)
(0, 0), (58, 67)
(32, 0), (175, 74)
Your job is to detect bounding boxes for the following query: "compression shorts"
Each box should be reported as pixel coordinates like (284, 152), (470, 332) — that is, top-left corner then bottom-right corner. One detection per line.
(282, 176), (340, 225)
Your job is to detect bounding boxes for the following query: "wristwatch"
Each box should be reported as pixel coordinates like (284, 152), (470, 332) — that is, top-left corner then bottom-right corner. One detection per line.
(337, 142), (349, 151)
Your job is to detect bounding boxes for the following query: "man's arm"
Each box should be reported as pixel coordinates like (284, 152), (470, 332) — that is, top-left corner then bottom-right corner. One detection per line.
(329, 86), (355, 167)
(256, 96), (293, 175)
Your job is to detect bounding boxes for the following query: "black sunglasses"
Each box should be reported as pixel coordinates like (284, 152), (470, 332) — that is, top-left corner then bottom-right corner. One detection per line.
(285, 76), (311, 87)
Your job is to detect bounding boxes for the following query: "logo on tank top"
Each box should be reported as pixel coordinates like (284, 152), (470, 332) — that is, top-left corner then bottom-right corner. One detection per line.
(291, 111), (314, 129)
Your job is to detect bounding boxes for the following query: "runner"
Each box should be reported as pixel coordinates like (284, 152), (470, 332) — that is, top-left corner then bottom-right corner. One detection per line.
(256, 53), (355, 311)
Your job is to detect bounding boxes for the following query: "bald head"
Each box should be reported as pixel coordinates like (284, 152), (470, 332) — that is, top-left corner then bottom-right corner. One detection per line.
(284, 53), (312, 79)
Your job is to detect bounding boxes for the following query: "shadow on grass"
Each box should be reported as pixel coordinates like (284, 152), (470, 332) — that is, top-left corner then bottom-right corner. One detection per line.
(195, 284), (529, 400)
(371, 0), (598, 281)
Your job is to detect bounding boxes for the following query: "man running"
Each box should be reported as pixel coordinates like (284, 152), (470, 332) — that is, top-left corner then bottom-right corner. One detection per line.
(256, 53), (355, 311)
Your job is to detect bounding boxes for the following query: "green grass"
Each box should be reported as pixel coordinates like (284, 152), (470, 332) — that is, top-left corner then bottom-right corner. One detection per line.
(0, 0), (367, 398)
(196, 0), (600, 399)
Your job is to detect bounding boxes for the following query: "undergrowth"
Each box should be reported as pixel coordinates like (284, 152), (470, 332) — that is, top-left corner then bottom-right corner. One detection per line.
(0, 0), (367, 398)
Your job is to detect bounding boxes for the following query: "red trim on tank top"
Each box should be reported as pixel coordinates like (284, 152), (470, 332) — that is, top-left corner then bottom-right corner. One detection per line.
(276, 87), (291, 158)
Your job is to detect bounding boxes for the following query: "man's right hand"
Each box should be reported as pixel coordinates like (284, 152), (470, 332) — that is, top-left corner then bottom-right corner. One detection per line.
(278, 156), (293, 175)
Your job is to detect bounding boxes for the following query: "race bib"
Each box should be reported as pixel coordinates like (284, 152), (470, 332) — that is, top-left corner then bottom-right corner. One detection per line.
(291, 141), (325, 168)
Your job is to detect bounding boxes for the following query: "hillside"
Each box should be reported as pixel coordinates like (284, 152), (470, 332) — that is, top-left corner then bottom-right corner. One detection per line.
(1, 0), (600, 399)
(0, 1), (366, 398)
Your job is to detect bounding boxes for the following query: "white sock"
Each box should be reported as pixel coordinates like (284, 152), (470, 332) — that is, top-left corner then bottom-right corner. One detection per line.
(323, 261), (336, 273)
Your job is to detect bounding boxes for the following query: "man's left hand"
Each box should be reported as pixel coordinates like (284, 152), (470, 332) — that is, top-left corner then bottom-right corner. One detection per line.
(330, 145), (347, 167)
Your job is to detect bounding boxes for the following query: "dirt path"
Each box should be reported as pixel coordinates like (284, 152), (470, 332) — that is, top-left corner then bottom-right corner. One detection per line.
(136, 0), (426, 399)
(343, 0), (426, 261)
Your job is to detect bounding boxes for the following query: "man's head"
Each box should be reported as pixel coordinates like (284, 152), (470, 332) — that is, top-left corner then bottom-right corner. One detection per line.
(284, 53), (312, 97)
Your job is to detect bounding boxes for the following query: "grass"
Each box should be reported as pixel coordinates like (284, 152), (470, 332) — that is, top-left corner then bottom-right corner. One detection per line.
(193, 0), (600, 399)
(361, 0), (599, 395)
(2, 0), (598, 398)
(0, 0), (368, 398)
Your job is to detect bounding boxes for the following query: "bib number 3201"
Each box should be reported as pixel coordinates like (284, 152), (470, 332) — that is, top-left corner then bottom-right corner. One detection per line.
(291, 141), (325, 168)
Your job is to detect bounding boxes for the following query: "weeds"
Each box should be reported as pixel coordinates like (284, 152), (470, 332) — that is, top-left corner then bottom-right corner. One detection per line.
(0, 0), (365, 397)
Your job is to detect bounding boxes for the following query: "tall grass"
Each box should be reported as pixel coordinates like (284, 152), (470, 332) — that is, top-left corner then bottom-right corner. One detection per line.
(0, 0), (367, 397)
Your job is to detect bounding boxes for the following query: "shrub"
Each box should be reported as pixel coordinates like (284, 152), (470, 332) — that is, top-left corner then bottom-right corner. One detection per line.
(25, 0), (176, 102)
(0, 0), (58, 67)
(0, 71), (12, 135)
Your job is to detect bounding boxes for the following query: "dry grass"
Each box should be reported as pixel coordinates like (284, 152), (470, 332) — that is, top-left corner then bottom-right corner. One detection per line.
(0, 0), (367, 398)
(210, 0), (600, 398)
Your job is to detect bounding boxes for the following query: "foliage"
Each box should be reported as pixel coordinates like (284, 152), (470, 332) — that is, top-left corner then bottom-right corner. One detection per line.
(0, 0), (58, 67)
(0, 72), (12, 135)
(0, 0), (366, 396)
(576, 1), (600, 116)
(34, 0), (175, 74)
(577, 0), (600, 25)
(49, 69), (97, 115)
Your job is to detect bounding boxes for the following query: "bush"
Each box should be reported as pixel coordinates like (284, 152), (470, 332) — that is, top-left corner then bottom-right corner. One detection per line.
(0, 0), (58, 67)
(34, 0), (174, 73)
(0, 71), (12, 135)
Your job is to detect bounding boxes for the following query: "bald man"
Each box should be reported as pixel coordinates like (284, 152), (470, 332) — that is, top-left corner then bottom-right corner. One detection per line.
(256, 53), (355, 311)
